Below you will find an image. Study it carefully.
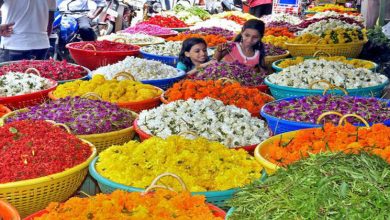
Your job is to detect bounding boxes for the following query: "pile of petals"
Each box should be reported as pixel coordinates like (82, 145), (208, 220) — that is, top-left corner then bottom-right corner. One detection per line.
(167, 33), (227, 47)
(265, 123), (390, 166)
(308, 4), (357, 12)
(97, 33), (165, 46)
(266, 21), (301, 32)
(0, 72), (53, 97)
(0, 120), (91, 183)
(183, 27), (235, 40)
(96, 136), (262, 191)
(0, 59), (87, 81)
(297, 16), (364, 29)
(120, 23), (177, 35)
(141, 15), (188, 28)
(224, 15), (246, 25)
(263, 95), (390, 124)
(69, 40), (139, 51)
(36, 190), (223, 220)
(165, 80), (274, 115)
(190, 61), (267, 86)
(190, 18), (242, 32)
(5, 97), (134, 135)
(265, 27), (295, 38)
(264, 43), (288, 56)
(260, 13), (302, 25)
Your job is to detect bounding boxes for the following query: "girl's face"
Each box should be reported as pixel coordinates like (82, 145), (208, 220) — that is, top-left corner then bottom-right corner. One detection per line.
(241, 28), (261, 48)
(185, 43), (208, 64)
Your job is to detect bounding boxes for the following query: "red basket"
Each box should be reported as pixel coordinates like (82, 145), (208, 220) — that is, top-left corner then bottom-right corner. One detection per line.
(153, 31), (179, 39)
(134, 118), (260, 154)
(66, 42), (140, 70)
(0, 200), (20, 220)
(0, 80), (57, 110)
(24, 203), (225, 219)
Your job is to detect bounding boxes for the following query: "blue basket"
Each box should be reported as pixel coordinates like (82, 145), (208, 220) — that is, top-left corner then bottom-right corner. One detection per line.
(264, 77), (389, 100)
(260, 96), (390, 134)
(89, 157), (238, 207)
(272, 57), (379, 73)
(140, 49), (179, 67)
(141, 69), (186, 90)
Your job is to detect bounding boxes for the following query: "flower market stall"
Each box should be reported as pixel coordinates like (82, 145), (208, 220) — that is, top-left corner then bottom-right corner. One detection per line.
(1, 2), (389, 219)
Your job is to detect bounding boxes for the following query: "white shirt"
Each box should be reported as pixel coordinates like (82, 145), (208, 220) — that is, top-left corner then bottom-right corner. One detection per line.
(58, 0), (106, 11)
(0, 0), (56, 50)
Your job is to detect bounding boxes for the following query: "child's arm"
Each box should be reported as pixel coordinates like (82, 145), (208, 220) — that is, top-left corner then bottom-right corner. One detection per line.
(213, 43), (231, 61)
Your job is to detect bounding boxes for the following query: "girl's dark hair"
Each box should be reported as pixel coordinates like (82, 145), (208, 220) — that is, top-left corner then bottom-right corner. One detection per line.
(178, 37), (208, 70)
(234, 19), (266, 69)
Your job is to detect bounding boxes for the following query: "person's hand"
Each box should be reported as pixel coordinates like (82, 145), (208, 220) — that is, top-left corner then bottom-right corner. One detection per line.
(217, 42), (232, 52)
(0, 22), (15, 37)
(199, 59), (217, 68)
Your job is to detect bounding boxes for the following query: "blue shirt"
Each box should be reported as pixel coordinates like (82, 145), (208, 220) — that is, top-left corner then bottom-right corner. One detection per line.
(176, 61), (193, 72)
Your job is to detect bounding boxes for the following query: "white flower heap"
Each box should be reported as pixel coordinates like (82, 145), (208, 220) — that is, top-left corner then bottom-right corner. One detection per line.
(298, 19), (362, 36)
(91, 56), (180, 80)
(98, 33), (165, 45)
(142, 41), (183, 56)
(268, 59), (388, 89)
(138, 98), (270, 148)
(0, 72), (52, 97)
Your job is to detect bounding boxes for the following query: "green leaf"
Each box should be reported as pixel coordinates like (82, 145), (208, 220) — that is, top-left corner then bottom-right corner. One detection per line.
(9, 127), (18, 134)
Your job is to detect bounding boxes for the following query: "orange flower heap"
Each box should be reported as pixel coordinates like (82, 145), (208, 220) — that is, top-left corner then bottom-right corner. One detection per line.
(36, 189), (223, 220)
(164, 80), (274, 116)
(267, 123), (390, 166)
(265, 27), (295, 38)
(167, 33), (227, 47)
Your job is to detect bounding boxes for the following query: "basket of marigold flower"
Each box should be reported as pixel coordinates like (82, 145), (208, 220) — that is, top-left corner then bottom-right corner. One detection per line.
(49, 73), (163, 113)
(254, 115), (390, 174)
(89, 136), (264, 207)
(24, 173), (226, 220)
(161, 80), (274, 118)
(0, 97), (137, 153)
(0, 120), (96, 217)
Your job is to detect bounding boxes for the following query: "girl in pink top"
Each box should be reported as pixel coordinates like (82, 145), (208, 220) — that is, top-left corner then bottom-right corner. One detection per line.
(213, 19), (266, 71)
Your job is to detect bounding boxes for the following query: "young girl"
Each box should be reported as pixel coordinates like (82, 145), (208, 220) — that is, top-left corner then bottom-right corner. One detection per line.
(177, 38), (215, 75)
(213, 19), (266, 71)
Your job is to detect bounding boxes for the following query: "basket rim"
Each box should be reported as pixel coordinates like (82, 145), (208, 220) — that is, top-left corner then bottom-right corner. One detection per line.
(89, 156), (238, 195)
(259, 96), (390, 126)
(133, 118), (263, 150)
(0, 78), (58, 101)
(0, 108), (138, 137)
(0, 139), (97, 188)
(284, 39), (368, 47)
(139, 48), (179, 59)
(264, 51), (290, 60)
(272, 57), (378, 72)
(66, 41), (141, 54)
(88, 69), (186, 82)
(264, 77), (390, 93)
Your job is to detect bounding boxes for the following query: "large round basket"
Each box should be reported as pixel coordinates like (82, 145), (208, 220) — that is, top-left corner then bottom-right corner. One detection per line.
(284, 40), (367, 58)
(140, 49), (179, 67)
(0, 61), (90, 84)
(0, 141), (96, 218)
(0, 79), (57, 110)
(264, 51), (290, 69)
(48, 90), (162, 113)
(66, 42), (140, 70)
(0, 200), (20, 220)
(133, 118), (262, 154)
(0, 109), (137, 153)
(24, 200), (225, 219)
(264, 77), (389, 99)
(272, 57), (378, 73)
(260, 96), (389, 135)
(89, 157), (238, 207)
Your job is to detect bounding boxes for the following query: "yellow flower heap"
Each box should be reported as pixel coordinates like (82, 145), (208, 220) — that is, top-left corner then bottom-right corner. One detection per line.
(288, 28), (366, 44)
(53, 75), (161, 103)
(96, 136), (262, 191)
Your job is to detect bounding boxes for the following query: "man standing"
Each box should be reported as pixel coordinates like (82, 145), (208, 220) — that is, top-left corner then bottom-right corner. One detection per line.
(0, 0), (56, 62)
(58, 0), (106, 41)
(246, 0), (272, 18)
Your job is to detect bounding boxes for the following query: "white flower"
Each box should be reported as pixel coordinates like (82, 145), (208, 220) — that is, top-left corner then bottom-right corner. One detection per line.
(298, 19), (361, 36)
(268, 59), (388, 89)
(0, 72), (52, 97)
(98, 33), (164, 45)
(308, 11), (364, 23)
(142, 41), (183, 56)
(190, 18), (241, 32)
(260, 13), (301, 25)
(91, 56), (181, 80)
(138, 98), (269, 148)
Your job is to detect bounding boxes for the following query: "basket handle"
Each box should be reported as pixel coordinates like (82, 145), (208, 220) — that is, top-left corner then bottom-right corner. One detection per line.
(313, 50), (331, 57)
(113, 71), (136, 81)
(316, 111), (343, 124)
(25, 67), (41, 77)
(81, 43), (97, 51)
(338, 114), (370, 127)
(309, 80), (333, 89)
(178, 130), (199, 137)
(45, 120), (72, 133)
(218, 77), (238, 84)
(322, 86), (349, 96)
(113, 37), (128, 43)
(0, 109), (29, 126)
(81, 92), (103, 101)
(143, 172), (187, 195)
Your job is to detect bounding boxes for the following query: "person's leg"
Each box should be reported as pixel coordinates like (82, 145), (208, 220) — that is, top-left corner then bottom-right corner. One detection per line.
(29, 49), (49, 60)
(249, 5), (262, 18)
(77, 16), (97, 41)
(7, 50), (29, 61)
(0, 49), (10, 63)
(262, 3), (272, 15)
